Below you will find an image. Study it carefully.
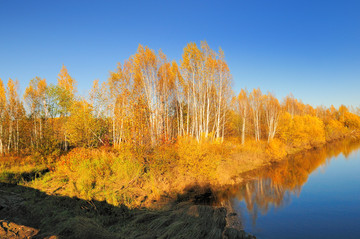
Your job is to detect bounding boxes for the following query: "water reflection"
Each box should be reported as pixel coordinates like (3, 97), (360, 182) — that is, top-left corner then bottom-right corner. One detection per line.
(219, 138), (360, 225)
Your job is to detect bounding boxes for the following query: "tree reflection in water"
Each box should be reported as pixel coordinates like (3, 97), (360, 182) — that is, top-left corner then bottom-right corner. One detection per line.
(218, 138), (360, 225)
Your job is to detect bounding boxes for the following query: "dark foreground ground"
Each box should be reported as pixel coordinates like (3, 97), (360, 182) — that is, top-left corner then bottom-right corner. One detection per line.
(0, 183), (255, 239)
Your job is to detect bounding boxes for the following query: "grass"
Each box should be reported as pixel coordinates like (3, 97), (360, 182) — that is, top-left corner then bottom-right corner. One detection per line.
(1, 183), (248, 239)
(0, 156), (48, 184)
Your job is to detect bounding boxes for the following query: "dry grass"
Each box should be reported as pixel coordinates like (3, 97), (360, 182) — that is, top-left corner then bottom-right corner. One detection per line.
(0, 156), (48, 184)
(0, 183), (239, 239)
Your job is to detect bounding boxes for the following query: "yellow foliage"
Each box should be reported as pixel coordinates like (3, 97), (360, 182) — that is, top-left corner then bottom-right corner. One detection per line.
(240, 139), (266, 156)
(66, 100), (96, 147)
(58, 65), (76, 94)
(266, 138), (287, 160)
(56, 148), (143, 205)
(343, 111), (360, 129)
(176, 136), (225, 181)
(278, 113), (325, 150)
(325, 119), (348, 141)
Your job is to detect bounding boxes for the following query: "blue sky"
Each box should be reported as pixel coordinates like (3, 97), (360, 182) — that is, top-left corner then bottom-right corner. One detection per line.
(0, 0), (359, 107)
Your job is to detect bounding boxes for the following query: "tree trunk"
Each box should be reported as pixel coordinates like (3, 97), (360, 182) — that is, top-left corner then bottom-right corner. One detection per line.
(242, 116), (246, 145)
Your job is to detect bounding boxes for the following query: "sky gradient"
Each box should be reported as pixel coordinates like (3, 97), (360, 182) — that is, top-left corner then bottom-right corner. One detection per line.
(0, 0), (359, 107)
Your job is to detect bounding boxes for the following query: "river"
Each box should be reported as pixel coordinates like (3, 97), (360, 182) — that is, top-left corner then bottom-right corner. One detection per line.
(223, 139), (360, 239)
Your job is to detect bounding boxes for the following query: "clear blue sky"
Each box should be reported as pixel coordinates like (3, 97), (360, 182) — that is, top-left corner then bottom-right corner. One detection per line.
(0, 0), (359, 107)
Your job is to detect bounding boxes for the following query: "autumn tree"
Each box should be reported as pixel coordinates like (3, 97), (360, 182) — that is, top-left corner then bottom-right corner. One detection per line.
(0, 78), (6, 155)
(132, 45), (174, 145)
(66, 98), (105, 147)
(235, 89), (248, 144)
(264, 92), (281, 142)
(45, 65), (76, 151)
(89, 79), (108, 118)
(283, 94), (305, 116)
(278, 113), (325, 149)
(6, 79), (25, 154)
(89, 79), (110, 145)
(249, 88), (263, 141)
(213, 48), (232, 141)
(24, 77), (47, 150)
(108, 61), (134, 147)
(2, 42), (360, 157)
(157, 52), (176, 141)
(180, 41), (232, 141)
(172, 61), (186, 137)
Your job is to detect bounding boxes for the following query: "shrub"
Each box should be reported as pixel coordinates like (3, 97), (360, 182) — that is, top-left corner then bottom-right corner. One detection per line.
(266, 138), (287, 160)
(325, 119), (348, 141)
(176, 136), (224, 181)
(56, 148), (143, 206)
(278, 113), (325, 150)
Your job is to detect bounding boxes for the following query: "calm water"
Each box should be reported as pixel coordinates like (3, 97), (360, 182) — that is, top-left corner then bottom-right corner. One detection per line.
(228, 139), (360, 239)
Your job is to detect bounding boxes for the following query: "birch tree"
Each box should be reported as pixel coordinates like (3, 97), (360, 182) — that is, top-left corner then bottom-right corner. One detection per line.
(236, 89), (248, 144)
(57, 65), (76, 151)
(0, 79), (6, 155)
(133, 45), (160, 145)
(180, 42), (231, 141)
(157, 54), (176, 141)
(6, 79), (23, 153)
(24, 77), (47, 150)
(249, 88), (263, 141)
(264, 92), (281, 142)
(214, 48), (232, 141)
(108, 60), (134, 147)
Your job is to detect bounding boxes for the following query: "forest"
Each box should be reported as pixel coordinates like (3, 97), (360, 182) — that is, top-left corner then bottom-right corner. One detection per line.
(1, 42), (360, 208)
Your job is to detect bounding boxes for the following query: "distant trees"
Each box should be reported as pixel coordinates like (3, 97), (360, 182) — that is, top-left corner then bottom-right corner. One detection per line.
(231, 88), (360, 150)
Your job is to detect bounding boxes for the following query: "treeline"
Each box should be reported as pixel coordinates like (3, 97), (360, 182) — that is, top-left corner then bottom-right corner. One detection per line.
(231, 89), (360, 154)
(0, 41), (360, 159)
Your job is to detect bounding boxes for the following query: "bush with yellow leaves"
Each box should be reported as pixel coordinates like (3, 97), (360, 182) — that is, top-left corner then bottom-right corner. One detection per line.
(266, 138), (287, 160)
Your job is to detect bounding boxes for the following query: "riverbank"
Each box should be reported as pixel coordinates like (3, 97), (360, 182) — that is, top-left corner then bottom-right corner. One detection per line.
(1, 133), (359, 208)
(1, 134), (359, 238)
(25, 134), (357, 209)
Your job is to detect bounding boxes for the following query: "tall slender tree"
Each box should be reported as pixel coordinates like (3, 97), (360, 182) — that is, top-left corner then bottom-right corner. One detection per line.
(57, 65), (76, 151)
(24, 77), (47, 150)
(249, 88), (263, 142)
(264, 92), (281, 142)
(236, 89), (248, 144)
(0, 78), (6, 155)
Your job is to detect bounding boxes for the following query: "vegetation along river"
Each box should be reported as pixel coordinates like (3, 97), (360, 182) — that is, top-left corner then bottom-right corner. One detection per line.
(219, 139), (360, 239)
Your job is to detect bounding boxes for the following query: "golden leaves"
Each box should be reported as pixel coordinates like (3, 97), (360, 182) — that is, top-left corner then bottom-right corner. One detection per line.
(58, 65), (76, 94)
